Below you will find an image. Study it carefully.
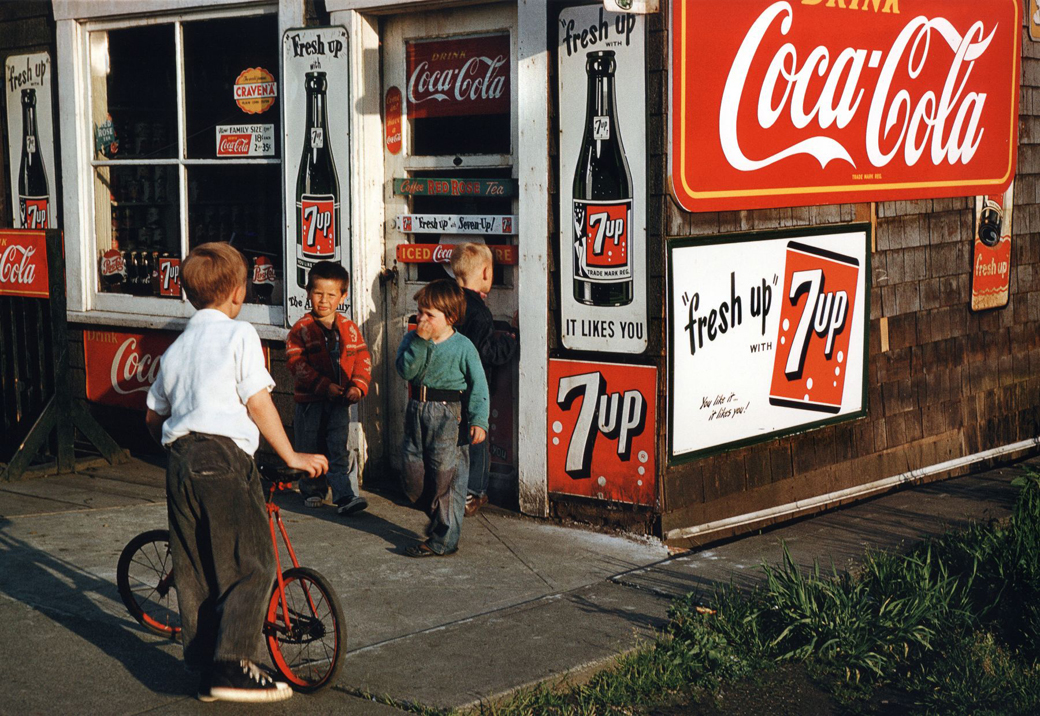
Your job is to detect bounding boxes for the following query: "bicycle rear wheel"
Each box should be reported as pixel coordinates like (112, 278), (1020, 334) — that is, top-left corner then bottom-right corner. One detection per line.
(116, 529), (181, 639)
(265, 567), (345, 692)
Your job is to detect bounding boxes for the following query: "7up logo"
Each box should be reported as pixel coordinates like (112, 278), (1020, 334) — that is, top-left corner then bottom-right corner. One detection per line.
(769, 241), (860, 415)
(299, 194), (337, 259)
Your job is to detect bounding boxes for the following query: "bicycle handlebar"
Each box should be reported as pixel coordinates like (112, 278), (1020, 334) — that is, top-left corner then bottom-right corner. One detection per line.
(258, 464), (309, 484)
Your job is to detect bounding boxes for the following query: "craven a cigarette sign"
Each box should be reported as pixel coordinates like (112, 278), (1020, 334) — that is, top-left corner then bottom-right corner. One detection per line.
(669, 0), (1020, 212)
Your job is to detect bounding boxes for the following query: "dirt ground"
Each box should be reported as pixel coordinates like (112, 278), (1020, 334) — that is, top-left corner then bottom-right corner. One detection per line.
(647, 665), (913, 716)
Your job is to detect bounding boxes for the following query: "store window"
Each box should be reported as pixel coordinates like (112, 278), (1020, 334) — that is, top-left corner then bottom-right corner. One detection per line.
(89, 10), (283, 318)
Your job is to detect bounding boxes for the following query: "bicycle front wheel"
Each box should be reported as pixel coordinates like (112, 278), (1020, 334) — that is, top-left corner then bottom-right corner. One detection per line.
(116, 529), (181, 639)
(265, 567), (345, 692)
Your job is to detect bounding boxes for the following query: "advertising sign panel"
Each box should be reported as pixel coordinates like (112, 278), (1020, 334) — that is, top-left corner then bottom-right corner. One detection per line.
(282, 27), (351, 327)
(6, 52), (56, 230)
(548, 359), (656, 505)
(406, 35), (510, 119)
(0, 229), (48, 298)
(216, 124), (275, 157)
(85, 329), (270, 410)
(84, 330), (177, 410)
(971, 182), (1013, 311)
(668, 226), (869, 460)
(670, 0), (1021, 212)
(559, 5), (647, 354)
(396, 243), (518, 265)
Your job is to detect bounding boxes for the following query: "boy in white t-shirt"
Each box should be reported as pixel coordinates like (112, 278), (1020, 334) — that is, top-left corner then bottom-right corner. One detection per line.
(145, 242), (327, 704)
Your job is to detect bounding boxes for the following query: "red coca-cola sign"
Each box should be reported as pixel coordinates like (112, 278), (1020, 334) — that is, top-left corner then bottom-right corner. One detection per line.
(406, 34), (509, 119)
(217, 134), (251, 156)
(84, 330), (176, 410)
(670, 0), (1021, 212)
(85, 329), (271, 410)
(0, 229), (49, 298)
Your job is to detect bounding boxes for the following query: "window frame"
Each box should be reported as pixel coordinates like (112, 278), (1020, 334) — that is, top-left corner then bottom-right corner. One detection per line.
(59, 2), (294, 339)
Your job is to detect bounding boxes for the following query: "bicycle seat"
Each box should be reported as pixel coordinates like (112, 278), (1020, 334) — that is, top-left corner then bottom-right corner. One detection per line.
(258, 464), (309, 484)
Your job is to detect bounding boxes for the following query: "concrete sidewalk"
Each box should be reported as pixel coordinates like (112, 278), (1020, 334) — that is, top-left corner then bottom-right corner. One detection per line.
(0, 453), (1030, 714)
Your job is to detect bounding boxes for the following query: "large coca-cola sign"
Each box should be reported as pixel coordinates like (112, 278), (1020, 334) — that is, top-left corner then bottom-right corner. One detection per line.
(0, 229), (48, 298)
(670, 0), (1020, 212)
(406, 35), (510, 119)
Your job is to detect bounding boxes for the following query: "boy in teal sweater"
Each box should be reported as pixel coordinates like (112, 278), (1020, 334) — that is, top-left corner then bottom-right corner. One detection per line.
(396, 279), (489, 557)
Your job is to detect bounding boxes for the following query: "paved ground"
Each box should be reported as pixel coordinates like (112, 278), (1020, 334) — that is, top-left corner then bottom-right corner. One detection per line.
(0, 453), (1032, 714)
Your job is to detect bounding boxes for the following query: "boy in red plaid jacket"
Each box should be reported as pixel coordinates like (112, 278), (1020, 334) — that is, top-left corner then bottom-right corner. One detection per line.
(286, 262), (372, 515)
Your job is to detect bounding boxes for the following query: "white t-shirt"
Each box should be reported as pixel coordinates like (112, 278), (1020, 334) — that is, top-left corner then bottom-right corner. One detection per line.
(146, 309), (275, 455)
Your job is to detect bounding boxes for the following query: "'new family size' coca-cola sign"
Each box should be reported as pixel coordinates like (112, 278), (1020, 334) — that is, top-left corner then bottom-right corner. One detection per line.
(406, 35), (509, 119)
(670, 0), (1020, 212)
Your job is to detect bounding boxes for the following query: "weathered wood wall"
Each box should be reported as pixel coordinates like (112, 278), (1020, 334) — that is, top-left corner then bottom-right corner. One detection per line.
(654, 10), (1040, 543)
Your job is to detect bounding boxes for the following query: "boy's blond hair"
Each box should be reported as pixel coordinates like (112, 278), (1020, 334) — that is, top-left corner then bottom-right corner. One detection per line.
(450, 243), (493, 282)
(180, 242), (248, 309)
(414, 279), (467, 327)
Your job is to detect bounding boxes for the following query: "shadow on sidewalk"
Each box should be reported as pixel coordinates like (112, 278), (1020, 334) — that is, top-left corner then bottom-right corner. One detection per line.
(0, 517), (190, 696)
(272, 489), (424, 553)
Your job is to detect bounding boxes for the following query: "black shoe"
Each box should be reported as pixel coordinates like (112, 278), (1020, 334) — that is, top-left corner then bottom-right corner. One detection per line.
(208, 660), (293, 703)
(337, 496), (368, 516)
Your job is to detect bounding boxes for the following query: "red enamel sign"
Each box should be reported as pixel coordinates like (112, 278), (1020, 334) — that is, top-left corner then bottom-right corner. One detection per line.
(0, 229), (49, 298)
(406, 35), (509, 119)
(548, 359), (656, 506)
(84, 329), (270, 410)
(396, 243), (518, 265)
(385, 87), (402, 155)
(84, 330), (177, 410)
(670, 0), (1020, 212)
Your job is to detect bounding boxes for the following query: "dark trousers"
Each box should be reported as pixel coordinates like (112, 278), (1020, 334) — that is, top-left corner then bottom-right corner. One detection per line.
(467, 439), (490, 498)
(166, 433), (275, 670)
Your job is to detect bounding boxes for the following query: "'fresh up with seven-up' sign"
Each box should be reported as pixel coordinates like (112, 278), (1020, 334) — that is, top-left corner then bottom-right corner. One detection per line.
(407, 34), (510, 119)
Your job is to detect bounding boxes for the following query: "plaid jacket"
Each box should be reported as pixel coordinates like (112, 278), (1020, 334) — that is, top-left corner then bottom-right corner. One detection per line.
(286, 313), (372, 403)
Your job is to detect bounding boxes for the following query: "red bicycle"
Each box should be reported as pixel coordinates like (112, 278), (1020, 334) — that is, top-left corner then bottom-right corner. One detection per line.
(116, 466), (345, 693)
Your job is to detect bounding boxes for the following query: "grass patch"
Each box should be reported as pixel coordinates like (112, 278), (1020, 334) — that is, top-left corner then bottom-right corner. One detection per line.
(483, 470), (1040, 715)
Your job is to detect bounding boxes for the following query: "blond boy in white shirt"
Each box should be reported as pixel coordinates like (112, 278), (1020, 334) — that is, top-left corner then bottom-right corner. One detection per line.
(145, 242), (326, 703)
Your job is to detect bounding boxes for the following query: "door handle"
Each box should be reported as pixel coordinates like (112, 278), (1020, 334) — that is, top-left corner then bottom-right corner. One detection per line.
(379, 264), (399, 284)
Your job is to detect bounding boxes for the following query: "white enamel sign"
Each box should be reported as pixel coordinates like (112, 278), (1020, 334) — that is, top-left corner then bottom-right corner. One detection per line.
(282, 27), (351, 327)
(6, 52), (56, 230)
(668, 227), (869, 460)
(395, 214), (517, 235)
(558, 5), (647, 354)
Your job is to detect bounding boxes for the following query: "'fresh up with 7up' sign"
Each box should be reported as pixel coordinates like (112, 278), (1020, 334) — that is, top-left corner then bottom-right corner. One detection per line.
(668, 227), (868, 459)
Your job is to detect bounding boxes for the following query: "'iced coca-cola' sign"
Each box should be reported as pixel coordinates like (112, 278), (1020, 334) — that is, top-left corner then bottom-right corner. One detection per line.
(406, 35), (509, 119)
(668, 226), (869, 460)
(669, 0), (1021, 212)
(0, 229), (49, 298)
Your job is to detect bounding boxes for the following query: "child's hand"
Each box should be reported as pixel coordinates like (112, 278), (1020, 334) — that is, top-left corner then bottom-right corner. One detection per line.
(470, 426), (487, 444)
(328, 383), (344, 399)
(415, 320), (434, 341)
(288, 452), (328, 478)
(345, 386), (363, 404)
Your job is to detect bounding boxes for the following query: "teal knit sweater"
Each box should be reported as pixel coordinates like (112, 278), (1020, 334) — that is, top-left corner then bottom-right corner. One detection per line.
(396, 330), (490, 430)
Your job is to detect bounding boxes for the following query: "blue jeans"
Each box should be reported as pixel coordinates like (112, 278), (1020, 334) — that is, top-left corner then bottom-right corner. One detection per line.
(294, 401), (359, 505)
(401, 399), (469, 554)
(467, 440), (489, 498)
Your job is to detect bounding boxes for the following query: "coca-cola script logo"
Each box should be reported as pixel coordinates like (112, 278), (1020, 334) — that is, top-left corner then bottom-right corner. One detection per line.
(83, 330), (176, 410)
(0, 232), (49, 298)
(406, 35), (510, 119)
(670, 0), (1021, 211)
(217, 134), (251, 156)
